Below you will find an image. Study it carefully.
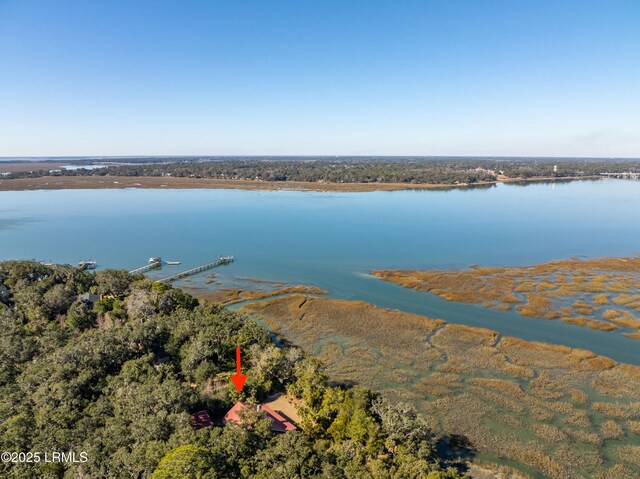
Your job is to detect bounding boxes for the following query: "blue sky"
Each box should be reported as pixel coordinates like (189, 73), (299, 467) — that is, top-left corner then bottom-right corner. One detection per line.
(0, 0), (638, 157)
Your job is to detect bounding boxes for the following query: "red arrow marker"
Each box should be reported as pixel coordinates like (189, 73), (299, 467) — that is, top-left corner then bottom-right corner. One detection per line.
(230, 347), (247, 393)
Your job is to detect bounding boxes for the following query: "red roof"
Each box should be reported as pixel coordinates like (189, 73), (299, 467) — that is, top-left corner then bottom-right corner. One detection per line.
(191, 410), (213, 430)
(224, 402), (297, 432)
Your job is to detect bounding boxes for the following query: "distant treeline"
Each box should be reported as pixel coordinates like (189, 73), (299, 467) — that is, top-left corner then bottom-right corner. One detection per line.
(3, 158), (640, 185)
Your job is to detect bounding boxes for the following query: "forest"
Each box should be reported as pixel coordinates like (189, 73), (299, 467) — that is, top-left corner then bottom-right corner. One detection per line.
(0, 261), (464, 478)
(3, 157), (640, 185)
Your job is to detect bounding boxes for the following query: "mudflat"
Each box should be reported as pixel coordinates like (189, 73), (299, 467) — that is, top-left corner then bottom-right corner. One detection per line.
(1, 174), (603, 193)
(0, 175), (497, 192)
(184, 284), (327, 306)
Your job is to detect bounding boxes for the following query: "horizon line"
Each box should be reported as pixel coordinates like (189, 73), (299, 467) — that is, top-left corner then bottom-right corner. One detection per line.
(1, 154), (639, 161)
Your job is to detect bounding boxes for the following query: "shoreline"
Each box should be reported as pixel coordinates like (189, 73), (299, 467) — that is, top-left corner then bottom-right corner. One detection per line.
(0, 174), (602, 193)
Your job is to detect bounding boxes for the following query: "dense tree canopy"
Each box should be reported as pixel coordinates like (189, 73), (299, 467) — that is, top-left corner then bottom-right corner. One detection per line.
(5, 157), (638, 185)
(0, 261), (464, 478)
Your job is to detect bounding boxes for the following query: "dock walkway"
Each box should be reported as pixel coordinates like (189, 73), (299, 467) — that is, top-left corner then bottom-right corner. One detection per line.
(129, 261), (161, 275)
(156, 256), (234, 283)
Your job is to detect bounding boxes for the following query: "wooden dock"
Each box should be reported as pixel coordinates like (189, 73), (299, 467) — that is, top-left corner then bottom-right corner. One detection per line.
(129, 261), (161, 275)
(155, 256), (234, 283)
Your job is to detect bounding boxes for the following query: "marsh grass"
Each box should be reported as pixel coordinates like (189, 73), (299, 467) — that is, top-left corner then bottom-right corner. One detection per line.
(188, 284), (327, 306)
(561, 316), (618, 331)
(554, 444), (603, 471)
(569, 388), (589, 405)
(600, 464), (640, 479)
(530, 406), (555, 422)
(592, 402), (631, 419)
(615, 445), (640, 467)
(531, 424), (568, 443)
(373, 255), (640, 334)
(613, 294), (640, 306)
(604, 310), (640, 330)
(565, 428), (602, 446)
(563, 408), (592, 428)
(601, 419), (625, 439)
(592, 366), (640, 397)
(592, 293), (611, 306)
(628, 420), (640, 434)
(244, 295), (640, 478)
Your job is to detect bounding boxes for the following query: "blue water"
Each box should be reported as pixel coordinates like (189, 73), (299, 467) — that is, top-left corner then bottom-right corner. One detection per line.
(1, 179), (639, 363)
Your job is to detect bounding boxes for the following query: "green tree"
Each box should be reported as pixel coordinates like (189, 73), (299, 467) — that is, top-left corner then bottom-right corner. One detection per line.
(65, 299), (97, 330)
(126, 288), (158, 322)
(247, 344), (298, 398)
(95, 269), (133, 297)
(251, 432), (322, 479)
(42, 283), (75, 318)
(151, 445), (215, 479)
(0, 261), (461, 479)
(289, 357), (328, 411)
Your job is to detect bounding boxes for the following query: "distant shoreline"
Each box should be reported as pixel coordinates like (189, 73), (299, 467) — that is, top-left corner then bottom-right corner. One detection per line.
(0, 174), (602, 193)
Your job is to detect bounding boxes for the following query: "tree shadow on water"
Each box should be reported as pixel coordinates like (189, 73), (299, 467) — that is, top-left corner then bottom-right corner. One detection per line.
(436, 434), (476, 472)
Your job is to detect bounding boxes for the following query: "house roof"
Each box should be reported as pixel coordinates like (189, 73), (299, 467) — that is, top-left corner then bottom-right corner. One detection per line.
(190, 410), (213, 430)
(80, 292), (99, 303)
(224, 401), (297, 433)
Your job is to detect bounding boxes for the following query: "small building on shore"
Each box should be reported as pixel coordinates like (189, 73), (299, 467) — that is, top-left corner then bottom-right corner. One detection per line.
(190, 410), (213, 431)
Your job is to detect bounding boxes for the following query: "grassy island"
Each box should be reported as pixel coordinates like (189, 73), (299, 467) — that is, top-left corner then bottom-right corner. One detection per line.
(373, 256), (640, 337)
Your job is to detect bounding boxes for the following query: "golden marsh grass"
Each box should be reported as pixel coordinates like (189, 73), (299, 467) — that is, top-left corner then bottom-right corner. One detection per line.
(373, 255), (640, 334)
(243, 295), (640, 478)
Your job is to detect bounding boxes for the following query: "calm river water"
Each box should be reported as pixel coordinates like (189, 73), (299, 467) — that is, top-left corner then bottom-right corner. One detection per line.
(1, 179), (639, 363)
